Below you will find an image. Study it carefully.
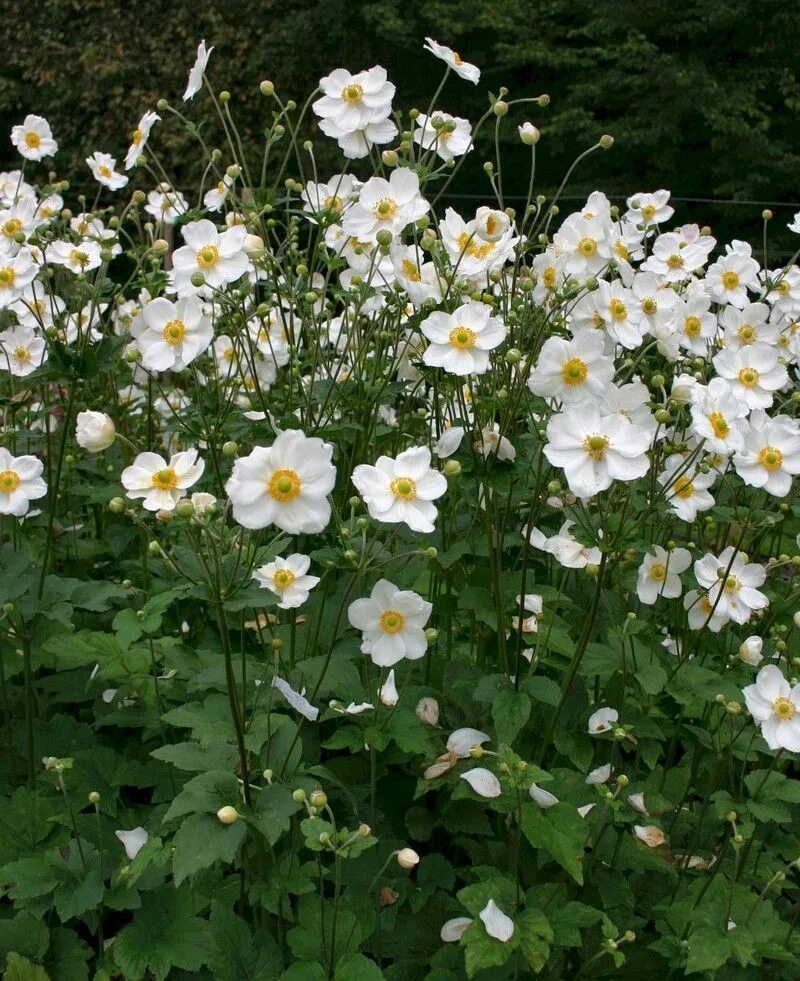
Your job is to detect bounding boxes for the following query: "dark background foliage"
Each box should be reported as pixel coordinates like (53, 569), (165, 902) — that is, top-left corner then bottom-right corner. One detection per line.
(0, 0), (798, 252)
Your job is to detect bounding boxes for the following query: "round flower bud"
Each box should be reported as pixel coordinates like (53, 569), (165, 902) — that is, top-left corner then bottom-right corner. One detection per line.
(519, 122), (540, 145)
(260, 80), (274, 96)
(190, 272), (205, 288)
(425, 627), (439, 643)
(396, 847), (420, 869)
(222, 441), (238, 458)
(357, 823), (371, 837)
(244, 234), (265, 259)
(585, 563), (599, 578)
(599, 134), (615, 149)
(762, 209), (773, 221)
(271, 638), (283, 651)
(538, 94), (550, 107)
(493, 100), (509, 116)
(75, 411), (116, 453)
(88, 791), (100, 804)
(309, 790), (328, 809)
(505, 348), (522, 365)
(148, 541), (162, 556)
(152, 239), (169, 254)
(175, 499), (196, 519)
(217, 805), (239, 824)
(292, 788), (307, 803)
(381, 150), (399, 167)
(108, 497), (126, 514)
(156, 99), (169, 111)
(444, 460), (461, 477)
(654, 409), (670, 425)
(376, 229), (393, 247)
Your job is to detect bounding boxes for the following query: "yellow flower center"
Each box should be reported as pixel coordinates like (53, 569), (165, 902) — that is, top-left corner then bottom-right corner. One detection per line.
(152, 468), (178, 491)
(758, 445), (783, 472)
(737, 366), (759, 388)
(374, 198), (398, 221)
(162, 319), (186, 346)
(3, 218), (22, 237)
(401, 258), (421, 282)
(667, 254), (684, 269)
(721, 270), (740, 290)
(453, 51), (463, 65)
(722, 574), (740, 594)
(273, 568), (296, 591)
(268, 469), (302, 503)
(0, 267), (15, 288)
(708, 412), (729, 438)
(449, 326), (476, 350)
(341, 83), (364, 104)
(641, 204), (656, 220)
(562, 357), (588, 386)
(0, 470), (21, 492)
(684, 316), (702, 337)
(542, 266), (556, 288)
(70, 249), (90, 268)
(132, 129), (143, 146)
(773, 697), (796, 720)
(485, 214), (500, 237)
(457, 231), (495, 260)
(642, 297), (658, 315)
(674, 476), (695, 498)
(323, 194), (343, 214)
(13, 345), (31, 363)
(609, 298), (627, 321)
(390, 476), (417, 501)
(649, 563), (667, 582)
(24, 131), (42, 149)
(776, 280), (790, 295)
(583, 434), (609, 460)
(614, 242), (630, 261)
(196, 245), (220, 270)
(379, 610), (406, 634)
(98, 165), (113, 179)
(577, 237), (598, 257)
(737, 325), (756, 343)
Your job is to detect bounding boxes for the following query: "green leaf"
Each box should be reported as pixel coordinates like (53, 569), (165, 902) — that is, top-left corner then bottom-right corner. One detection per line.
(287, 896), (361, 964)
(334, 953), (385, 980)
(492, 688), (531, 745)
(151, 740), (239, 772)
(0, 912), (49, 967)
(521, 803), (586, 884)
(281, 964), (327, 981)
(251, 784), (300, 846)
(4, 953), (50, 981)
(517, 908), (553, 973)
(163, 769), (242, 822)
(113, 886), (209, 980)
(172, 813), (247, 886)
(207, 901), (282, 981)
(44, 929), (92, 981)
(461, 919), (517, 979)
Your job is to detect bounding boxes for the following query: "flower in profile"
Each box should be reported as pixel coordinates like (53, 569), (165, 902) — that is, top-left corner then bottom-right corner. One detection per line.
(86, 152), (129, 191)
(461, 768), (502, 798)
(441, 917), (473, 942)
(479, 899), (514, 941)
(738, 636), (764, 667)
(121, 449), (204, 511)
(378, 669), (399, 707)
(272, 676), (318, 721)
(11, 114), (58, 161)
(636, 546), (691, 605)
(183, 39), (214, 102)
(588, 707), (618, 734)
(419, 301), (506, 376)
(115, 827), (148, 860)
(530, 783), (559, 808)
(0, 324), (46, 376)
(0, 248), (38, 309)
(341, 168), (429, 243)
(137, 295), (213, 371)
(145, 183), (188, 225)
(253, 554), (320, 609)
(348, 578), (432, 666)
(352, 446), (446, 533)
(47, 239), (103, 274)
(76, 411), (116, 453)
(171, 219), (249, 295)
(0, 448), (47, 516)
(225, 430), (336, 533)
(423, 38), (481, 84)
(447, 728), (490, 757)
(312, 66), (397, 159)
(124, 110), (160, 170)
(527, 520), (602, 569)
(743, 665), (800, 751)
(544, 406), (651, 499)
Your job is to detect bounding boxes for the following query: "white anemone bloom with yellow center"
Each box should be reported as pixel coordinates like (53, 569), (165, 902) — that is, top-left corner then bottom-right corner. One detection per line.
(124, 110), (160, 170)
(351, 445), (447, 533)
(694, 545), (768, 626)
(0, 248), (37, 309)
(312, 66), (397, 159)
(528, 333), (614, 404)
(423, 38), (481, 84)
(733, 410), (800, 497)
(121, 449), (205, 512)
(341, 168), (429, 243)
(0, 448), (47, 516)
(0, 324), (46, 376)
(86, 151), (129, 191)
(412, 111), (473, 162)
(171, 219), (249, 296)
(225, 430), (336, 533)
(689, 378), (749, 456)
(712, 342), (789, 411)
(636, 546), (692, 605)
(419, 300), (506, 375)
(253, 554), (320, 610)
(706, 249), (760, 308)
(743, 665), (800, 752)
(11, 114), (58, 162)
(544, 406), (651, 499)
(348, 578), (432, 667)
(138, 295), (213, 372)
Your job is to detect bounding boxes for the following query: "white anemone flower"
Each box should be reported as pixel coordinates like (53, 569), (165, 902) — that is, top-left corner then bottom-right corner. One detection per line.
(86, 152), (128, 191)
(183, 40), (214, 101)
(252, 554), (320, 609)
(529, 783), (559, 808)
(378, 669), (399, 707)
(588, 707), (618, 735)
(312, 66), (397, 159)
(528, 333), (614, 404)
(352, 445), (447, 533)
(115, 827), (148, 860)
(479, 899), (514, 941)
(413, 111), (473, 162)
(0, 448), (47, 516)
(348, 579), (432, 667)
(75, 411), (116, 453)
(460, 768), (502, 798)
(447, 728), (490, 757)
(420, 301), (506, 376)
(11, 114), (58, 161)
(0, 325), (46, 376)
(527, 520), (602, 570)
(171, 219), (249, 296)
(423, 38), (481, 84)
(733, 411), (800, 497)
(743, 665), (800, 751)
(693, 546), (768, 625)
(225, 430), (336, 533)
(341, 168), (429, 243)
(137, 295), (213, 371)
(124, 110), (160, 170)
(636, 546), (692, 605)
(121, 449), (204, 511)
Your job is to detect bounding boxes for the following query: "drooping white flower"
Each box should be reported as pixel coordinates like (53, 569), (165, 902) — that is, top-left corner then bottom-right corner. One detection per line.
(743, 665), (800, 751)
(588, 707), (618, 735)
(0, 448), (47, 516)
(124, 110), (160, 170)
(527, 520), (602, 570)
(76, 411), (116, 453)
(86, 152), (128, 191)
(183, 40), (214, 101)
(441, 917), (473, 942)
(378, 669), (399, 707)
(348, 579), (432, 667)
(225, 430), (336, 534)
(420, 301), (506, 376)
(479, 899), (514, 941)
(423, 38), (481, 84)
(447, 728), (490, 757)
(544, 406), (651, 499)
(137, 295), (213, 371)
(115, 827), (148, 860)
(120, 449), (204, 512)
(529, 783), (559, 808)
(272, 676), (318, 721)
(461, 767), (502, 799)
(253, 554), (320, 609)
(586, 764), (612, 785)
(11, 114), (58, 161)
(636, 546), (691, 605)
(352, 445), (447, 533)
(738, 636), (764, 667)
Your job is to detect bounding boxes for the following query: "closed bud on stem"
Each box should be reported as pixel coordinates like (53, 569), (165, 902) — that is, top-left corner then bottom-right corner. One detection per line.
(108, 497), (126, 514)
(599, 134), (614, 149)
(444, 460), (461, 478)
(396, 847), (420, 869)
(222, 441), (238, 458)
(260, 80), (274, 96)
(493, 100), (509, 116)
(292, 788), (306, 803)
(88, 791), (100, 804)
(381, 149), (399, 167)
(309, 790), (327, 808)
